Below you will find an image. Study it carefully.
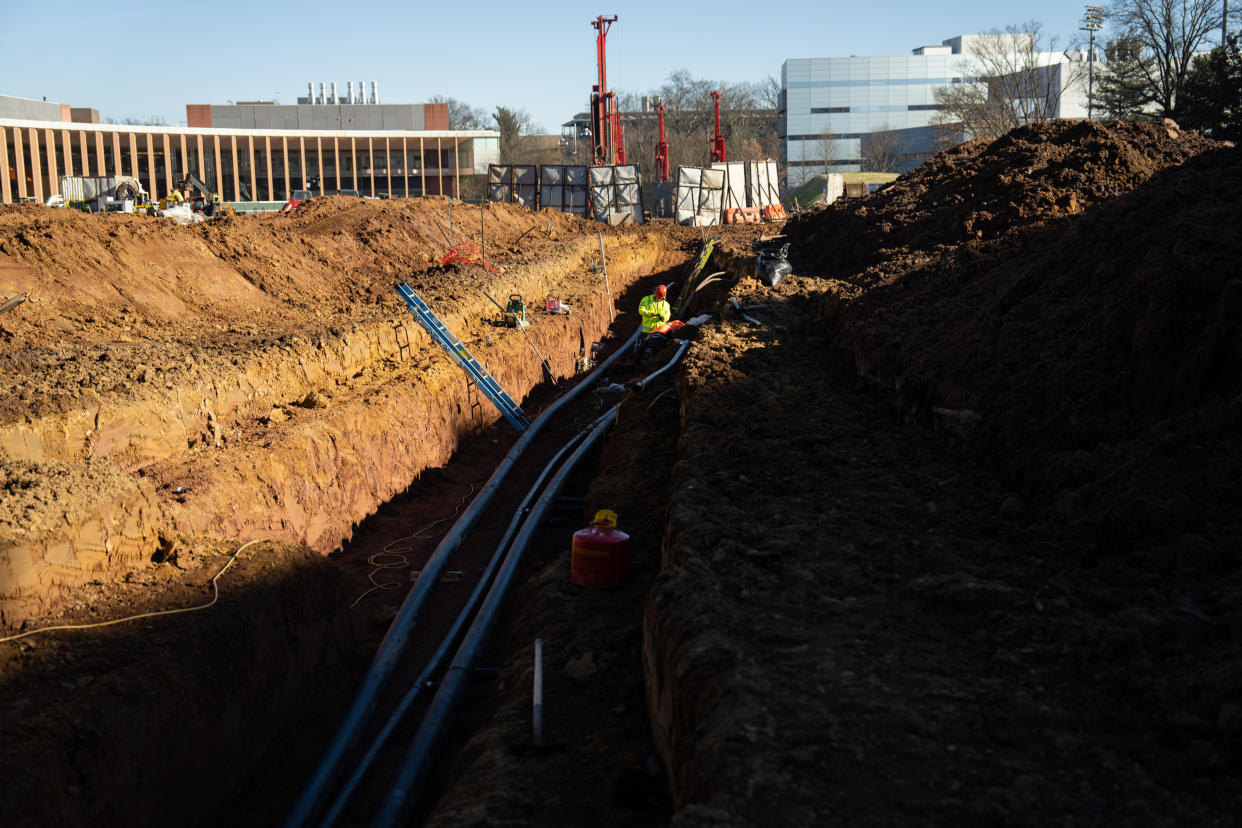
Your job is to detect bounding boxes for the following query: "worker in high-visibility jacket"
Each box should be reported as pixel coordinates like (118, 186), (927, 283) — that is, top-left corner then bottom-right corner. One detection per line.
(634, 284), (671, 361)
(638, 284), (670, 334)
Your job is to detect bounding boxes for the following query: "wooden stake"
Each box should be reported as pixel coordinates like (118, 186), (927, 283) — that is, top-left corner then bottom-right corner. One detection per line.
(598, 233), (615, 320)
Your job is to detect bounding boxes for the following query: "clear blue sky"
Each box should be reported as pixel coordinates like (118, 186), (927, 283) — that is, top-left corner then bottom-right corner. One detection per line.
(5, 0), (1112, 132)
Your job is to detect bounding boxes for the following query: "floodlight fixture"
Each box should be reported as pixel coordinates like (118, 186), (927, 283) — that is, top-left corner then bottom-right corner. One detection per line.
(1081, 5), (1108, 119)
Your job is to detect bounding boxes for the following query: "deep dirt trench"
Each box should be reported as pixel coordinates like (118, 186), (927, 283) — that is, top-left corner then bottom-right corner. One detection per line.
(4, 118), (1242, 828)
(0, 199), (725, 826)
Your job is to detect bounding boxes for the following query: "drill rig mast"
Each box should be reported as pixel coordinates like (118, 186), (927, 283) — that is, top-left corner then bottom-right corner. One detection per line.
(654, 99), (669, 183)
(710, 89), (726, 164)
(590, 14), (625, 165)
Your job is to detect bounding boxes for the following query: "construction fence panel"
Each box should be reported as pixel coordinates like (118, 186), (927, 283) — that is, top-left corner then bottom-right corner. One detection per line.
(540, 165), (589, 217)
(675, 166), (724, 226)
(614, 164), (642, 224)
(745, 162), (763, 209)
(764, 160), (781, 207)
(823, 173), (845, 205)
(675, 166), (700, 225)
(488, 164), (512, 204)
(710, 162), (747, 211)
(487, 164), (537, 207)
(539, 165), (562, 214)
(589, 165), (614, 222)
(512, 165), (536, 207)
(747, 161), (781, 209)
(698, 168), (725, 224)
(564, 165), (589, 216)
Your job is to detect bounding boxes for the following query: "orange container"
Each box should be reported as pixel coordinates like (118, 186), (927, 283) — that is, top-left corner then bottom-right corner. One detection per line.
(571, 509), (630, 588)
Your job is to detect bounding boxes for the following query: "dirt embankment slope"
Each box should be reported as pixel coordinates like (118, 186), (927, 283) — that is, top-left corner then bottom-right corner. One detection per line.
(788, 120), (1242, 556)
(0, 197), (682, 628)
(0, 195), (696, 827)
(632, 121), (1242, 825)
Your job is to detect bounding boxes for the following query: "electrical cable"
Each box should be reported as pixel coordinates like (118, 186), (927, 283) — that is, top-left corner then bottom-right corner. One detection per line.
(348, 485), (476, 608)
(646, 387), (678, 412)
(0, 538), (267, 645)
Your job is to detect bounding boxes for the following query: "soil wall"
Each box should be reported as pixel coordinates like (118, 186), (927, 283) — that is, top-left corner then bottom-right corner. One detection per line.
(0, 542), (351, 828)
(0, 200), (673, 629)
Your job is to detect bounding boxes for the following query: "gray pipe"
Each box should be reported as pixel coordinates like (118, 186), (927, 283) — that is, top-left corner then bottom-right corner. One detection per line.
(633, 339), (691, 391)
(285, 326), (640, 828)
(318, 424), (594, 826)
(371, 405), (620, 827)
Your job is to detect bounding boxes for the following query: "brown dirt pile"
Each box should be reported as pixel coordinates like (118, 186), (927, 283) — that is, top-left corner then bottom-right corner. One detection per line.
(791, 119), (1220, 273)
(629, 123), (1242, 825)
(0, 196), (592, 352)
(787, 121), (1242, 554)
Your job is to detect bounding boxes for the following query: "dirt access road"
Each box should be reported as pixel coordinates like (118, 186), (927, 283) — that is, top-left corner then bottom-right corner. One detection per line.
(3, 119), (1242, 827)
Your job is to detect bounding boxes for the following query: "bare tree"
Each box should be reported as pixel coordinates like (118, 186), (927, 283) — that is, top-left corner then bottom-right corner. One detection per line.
(815, 133), (844, 173)
(756, 74), (781, 111)
(614, 70), (780, 178)
(861, 125), (903, 171)
(1109, 0), (1224, 115)
(934, 22), (1075, 140)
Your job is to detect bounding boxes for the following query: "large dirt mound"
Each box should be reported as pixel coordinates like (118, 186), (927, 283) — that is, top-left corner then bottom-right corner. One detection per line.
(787, 121), (1242, 557)
(791, 119), (1220, 275)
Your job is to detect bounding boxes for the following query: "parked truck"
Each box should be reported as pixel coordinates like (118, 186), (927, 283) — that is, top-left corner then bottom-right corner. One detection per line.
(57, 176), (155, 214)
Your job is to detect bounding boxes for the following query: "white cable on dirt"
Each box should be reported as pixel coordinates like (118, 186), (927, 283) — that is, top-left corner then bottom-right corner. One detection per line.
(0, 538), (267, 645)
(348, 484), (476, 608)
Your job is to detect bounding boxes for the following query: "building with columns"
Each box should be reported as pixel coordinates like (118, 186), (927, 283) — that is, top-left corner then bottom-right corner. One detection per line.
(1, 93), (500, 205)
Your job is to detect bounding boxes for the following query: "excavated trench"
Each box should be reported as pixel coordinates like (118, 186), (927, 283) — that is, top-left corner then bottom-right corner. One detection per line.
(0, 200), (716, 826)
(15, 119), (1237, 827)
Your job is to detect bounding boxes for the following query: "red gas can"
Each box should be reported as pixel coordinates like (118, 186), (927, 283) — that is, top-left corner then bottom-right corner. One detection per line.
(571, 509), (630, 588)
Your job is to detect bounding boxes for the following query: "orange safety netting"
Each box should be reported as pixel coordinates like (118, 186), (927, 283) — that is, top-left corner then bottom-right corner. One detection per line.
(441, 242), (500, 274)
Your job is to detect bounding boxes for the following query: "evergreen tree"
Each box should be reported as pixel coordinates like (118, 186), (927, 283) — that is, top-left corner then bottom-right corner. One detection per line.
(1093, 39), (1156, 120)
(1177, 37), (1242, 141)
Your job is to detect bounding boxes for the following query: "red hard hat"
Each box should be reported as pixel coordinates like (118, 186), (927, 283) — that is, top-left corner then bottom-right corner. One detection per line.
(654, 284), (667, 299)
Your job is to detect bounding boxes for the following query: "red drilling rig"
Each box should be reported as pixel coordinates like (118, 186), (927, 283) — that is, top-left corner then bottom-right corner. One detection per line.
(654, 99), (669, 182)
(710, 89), (726, 163)
(590, 15), (625, 166)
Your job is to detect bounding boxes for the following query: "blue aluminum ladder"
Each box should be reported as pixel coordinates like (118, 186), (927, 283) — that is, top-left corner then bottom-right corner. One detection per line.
(395, 283), (530, 431)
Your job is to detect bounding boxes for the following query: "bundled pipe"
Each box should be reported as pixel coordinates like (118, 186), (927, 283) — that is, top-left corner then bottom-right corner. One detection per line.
(371, 404), (621, 827)
(285, 328), (641, 828)
(317, 421), (600, 825)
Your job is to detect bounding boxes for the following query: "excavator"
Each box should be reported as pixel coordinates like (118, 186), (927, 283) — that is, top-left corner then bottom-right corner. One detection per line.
(164, 173), (229, 217)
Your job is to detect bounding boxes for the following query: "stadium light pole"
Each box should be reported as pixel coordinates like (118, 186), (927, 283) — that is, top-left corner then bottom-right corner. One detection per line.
(1082, 6), (1106, 120)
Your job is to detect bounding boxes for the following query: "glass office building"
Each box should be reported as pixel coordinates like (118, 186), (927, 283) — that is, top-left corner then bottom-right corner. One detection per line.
(781, 36), (1089, 184)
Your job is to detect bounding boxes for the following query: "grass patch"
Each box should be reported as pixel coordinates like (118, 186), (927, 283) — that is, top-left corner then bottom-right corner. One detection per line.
(784, 172), (901, 210)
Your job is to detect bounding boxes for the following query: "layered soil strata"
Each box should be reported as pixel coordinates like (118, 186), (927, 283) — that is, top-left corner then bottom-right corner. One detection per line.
(0, 199), (676, 627)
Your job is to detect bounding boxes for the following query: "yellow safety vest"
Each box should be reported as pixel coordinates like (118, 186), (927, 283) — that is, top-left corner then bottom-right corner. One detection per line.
(638, 295), (670, 334)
